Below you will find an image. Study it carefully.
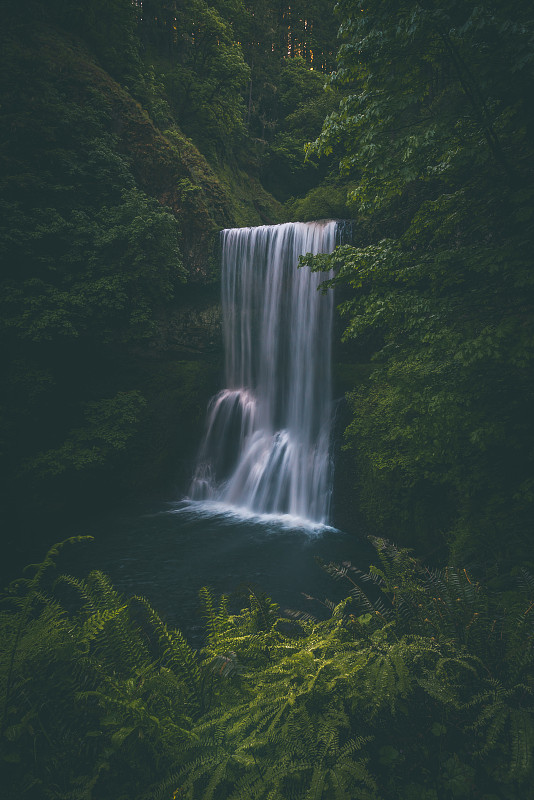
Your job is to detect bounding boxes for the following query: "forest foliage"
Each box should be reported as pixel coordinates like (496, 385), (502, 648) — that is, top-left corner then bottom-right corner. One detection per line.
(1, 538), (533, 799)
(304, 0), (534, 568)
(0, 20), (186, 532)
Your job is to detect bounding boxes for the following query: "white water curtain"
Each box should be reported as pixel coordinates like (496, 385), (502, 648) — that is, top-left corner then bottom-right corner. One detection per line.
(190, 221), (336, 525)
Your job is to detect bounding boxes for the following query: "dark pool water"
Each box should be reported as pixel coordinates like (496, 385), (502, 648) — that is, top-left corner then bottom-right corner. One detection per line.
(58, 498), (373, 643)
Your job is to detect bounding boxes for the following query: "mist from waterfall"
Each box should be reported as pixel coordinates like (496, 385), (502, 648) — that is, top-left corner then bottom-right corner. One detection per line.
(189, 221), (337, 526)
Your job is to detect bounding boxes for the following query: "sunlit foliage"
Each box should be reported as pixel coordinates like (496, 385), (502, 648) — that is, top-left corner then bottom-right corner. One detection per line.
(1, 538), (533, 798)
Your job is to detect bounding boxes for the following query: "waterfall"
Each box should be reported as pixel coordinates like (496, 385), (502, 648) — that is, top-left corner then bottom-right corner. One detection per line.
(189, 220), (337, 525)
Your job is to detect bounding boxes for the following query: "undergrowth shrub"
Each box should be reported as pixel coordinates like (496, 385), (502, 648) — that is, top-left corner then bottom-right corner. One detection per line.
(0, 537), (532, 799)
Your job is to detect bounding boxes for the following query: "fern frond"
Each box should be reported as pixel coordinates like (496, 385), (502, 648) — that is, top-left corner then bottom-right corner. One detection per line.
(131, 595), (202, 707)
(509, 707), (534, 777)
(517, 569), (534, 597)
(1, 537), (92, 736)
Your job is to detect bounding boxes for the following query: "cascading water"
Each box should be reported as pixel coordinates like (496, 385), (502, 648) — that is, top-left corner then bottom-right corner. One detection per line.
(189, 220), (337, 526)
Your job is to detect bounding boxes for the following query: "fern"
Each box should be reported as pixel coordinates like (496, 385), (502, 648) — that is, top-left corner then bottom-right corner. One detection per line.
(199, 586), (231, 646)
(0, 541), (205, 800)
(3, 536), (534, 799)
(131, 595), (202, 708)
(1, 536), (92, 736)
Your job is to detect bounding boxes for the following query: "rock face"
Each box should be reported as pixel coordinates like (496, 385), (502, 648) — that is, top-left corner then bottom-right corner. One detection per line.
(153, 302), (223, 358)
(166, 305), (222, 356)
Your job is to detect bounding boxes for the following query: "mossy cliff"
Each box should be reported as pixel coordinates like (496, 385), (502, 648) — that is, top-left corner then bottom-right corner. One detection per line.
(0, 16), (283, 563)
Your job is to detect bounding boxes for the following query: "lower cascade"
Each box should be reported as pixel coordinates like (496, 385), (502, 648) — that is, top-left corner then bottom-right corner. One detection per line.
(189, 221), (337, 525)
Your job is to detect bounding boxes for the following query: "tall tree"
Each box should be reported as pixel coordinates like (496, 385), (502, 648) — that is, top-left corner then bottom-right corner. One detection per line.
(136, 0), (250, 154)
(306, 0), (534, 563)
